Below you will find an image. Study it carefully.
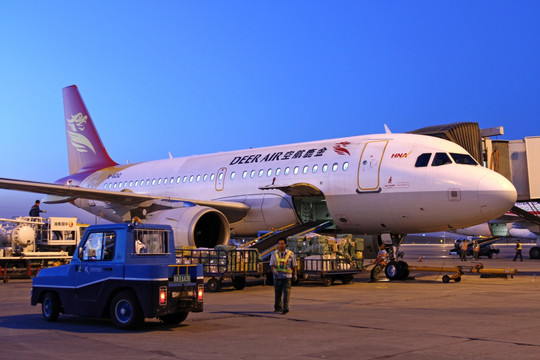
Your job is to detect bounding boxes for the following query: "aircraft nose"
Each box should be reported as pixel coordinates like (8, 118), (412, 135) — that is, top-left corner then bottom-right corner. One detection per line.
(477, 170), (517, 220)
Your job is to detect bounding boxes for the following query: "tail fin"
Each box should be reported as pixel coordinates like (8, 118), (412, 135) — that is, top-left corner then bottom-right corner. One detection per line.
(63, 85), (118, 174)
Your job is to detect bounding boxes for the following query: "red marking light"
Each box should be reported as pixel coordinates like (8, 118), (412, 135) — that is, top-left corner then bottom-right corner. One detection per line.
(159, 286), (167, 305)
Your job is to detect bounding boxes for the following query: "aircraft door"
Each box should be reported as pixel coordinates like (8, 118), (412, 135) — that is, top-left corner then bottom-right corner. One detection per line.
(357, 140), (388, 192)
(215, 167), (227, 191)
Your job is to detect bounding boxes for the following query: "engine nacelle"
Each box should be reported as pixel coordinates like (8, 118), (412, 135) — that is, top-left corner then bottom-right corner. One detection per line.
(145, 206), (230, 248)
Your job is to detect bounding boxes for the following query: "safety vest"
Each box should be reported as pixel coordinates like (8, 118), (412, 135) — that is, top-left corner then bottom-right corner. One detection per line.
(473, 243), (480, 251)
(517, 242), (522, 250)
(275, 250), (293, 274)
(461, 242), (468, 250)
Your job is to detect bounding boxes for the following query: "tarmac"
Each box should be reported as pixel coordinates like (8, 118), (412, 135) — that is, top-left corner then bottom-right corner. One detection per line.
(1, 244), (540, 360)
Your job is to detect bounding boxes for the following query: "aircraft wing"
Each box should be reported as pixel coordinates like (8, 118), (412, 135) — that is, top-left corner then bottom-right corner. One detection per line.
(0, 177), (250, 221)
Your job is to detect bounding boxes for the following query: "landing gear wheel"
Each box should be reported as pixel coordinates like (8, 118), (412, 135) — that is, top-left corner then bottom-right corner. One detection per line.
(159, 312), (189, 325)
(530, 247), (540, 259)
(342, 274), (354, 284)
(442, 275), (450, 283)
(385, 261), (404, 281)
(207, 278), (221, 292)
(232, 276), (246, 290)
(397, 261), (409, 280)
(454, 276), (461, 283)
(110, 291), (143, 330)
(323, 276), (333, 286)
(42, 292), (61, 322)
(488, 253), (493, 259)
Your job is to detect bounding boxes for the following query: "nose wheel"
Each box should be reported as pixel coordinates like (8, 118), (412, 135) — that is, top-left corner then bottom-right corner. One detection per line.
(385, 261), (409, 280)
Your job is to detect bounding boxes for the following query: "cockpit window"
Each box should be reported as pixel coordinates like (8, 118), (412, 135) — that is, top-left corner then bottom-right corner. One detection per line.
(415, 153), (432, 167)
(450, 153), (478, 165)
(432, 152), (452, 166)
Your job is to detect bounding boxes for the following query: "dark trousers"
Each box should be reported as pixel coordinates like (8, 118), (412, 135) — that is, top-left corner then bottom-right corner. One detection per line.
(513, 250), (523, 261)
(274, 278), (292, 311)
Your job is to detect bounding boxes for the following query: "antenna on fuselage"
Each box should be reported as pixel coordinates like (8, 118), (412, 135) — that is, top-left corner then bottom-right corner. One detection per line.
(384, 124), (391, 134)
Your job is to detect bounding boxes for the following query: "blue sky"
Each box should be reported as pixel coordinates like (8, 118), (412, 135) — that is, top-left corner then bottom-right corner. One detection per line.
(0, 1), (539, 222)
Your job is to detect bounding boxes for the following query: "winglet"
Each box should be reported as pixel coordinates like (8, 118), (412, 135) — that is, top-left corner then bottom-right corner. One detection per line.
(63, 85), (118, 174)
(384, 124), (391, 134)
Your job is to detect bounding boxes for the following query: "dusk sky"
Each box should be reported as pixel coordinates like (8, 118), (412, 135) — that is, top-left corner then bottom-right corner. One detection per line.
(0, 1), (539, 223)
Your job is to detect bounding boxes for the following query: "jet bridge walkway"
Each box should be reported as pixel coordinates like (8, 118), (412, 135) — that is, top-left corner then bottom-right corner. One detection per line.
(242, 220), (332, 261)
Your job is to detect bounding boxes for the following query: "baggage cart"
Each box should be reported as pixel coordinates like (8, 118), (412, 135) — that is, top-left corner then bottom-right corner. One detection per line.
(176, 247), (262, 292)
(298, 255), (362, 286)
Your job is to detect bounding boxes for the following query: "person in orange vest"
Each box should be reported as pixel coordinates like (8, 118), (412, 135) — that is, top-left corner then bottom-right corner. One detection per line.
(513, 240), (523, 262)
(270, 238), (297, 314)
(473, 240), (480, 260)
(460, 239), (469, 261)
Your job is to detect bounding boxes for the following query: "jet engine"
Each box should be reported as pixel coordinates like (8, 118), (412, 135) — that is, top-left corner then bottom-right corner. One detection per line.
(145, 206), (230, 248)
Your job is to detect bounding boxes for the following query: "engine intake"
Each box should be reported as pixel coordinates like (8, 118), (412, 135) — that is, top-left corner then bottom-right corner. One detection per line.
(145, 206), (230, 248)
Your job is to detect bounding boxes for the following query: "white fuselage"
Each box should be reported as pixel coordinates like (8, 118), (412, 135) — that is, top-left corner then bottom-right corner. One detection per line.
(72, 133), (517, 236)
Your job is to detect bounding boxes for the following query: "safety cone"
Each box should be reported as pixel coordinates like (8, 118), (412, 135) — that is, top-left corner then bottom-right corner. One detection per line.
(418, 256), (422, 262)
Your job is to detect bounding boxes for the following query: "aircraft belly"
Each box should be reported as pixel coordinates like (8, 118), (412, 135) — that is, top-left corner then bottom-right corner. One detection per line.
(326, 190), (493, 234)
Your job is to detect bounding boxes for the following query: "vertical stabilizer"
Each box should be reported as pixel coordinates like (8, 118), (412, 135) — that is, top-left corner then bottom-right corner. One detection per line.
(63, 85), (118, 174)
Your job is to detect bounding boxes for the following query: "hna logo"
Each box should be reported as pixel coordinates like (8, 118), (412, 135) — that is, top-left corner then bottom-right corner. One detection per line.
(333, 141), (351, 156)
(391, 151), (411, 159)
(66, 113), (96, 155)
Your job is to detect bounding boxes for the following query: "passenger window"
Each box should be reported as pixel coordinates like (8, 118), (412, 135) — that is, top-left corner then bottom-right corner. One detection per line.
(203, 174), (208, 182)
(267, 169), (272, 177)
(293, 166), (299, 175)
(450, 153), (478, 165)
(322, 164), (328, 173)
(242, 170), (247, 179)
(276, 168), (281, 176)
(157, 178), (162, 185)
(332, 163), (339, 172)
(177, 176), (181, 184)
(432, 152), (452, 166)
(170, 177), (174, 184)
(196, 174), (201, 182)
(152, 179), (156, 186)
(189, 175), (194, 183)
(129, 180), (133, 187)
(258, 169), (264, 177)
(210, 173), (215, 181)
(312, 165), (318, 173)
(230, 172), (236, 180)
(145, 179), (150, 186)
(81, 231), (116, 261)
(133, 229), (169, 255)
(303, 165), (308, 174)
(183, 176), (187, 183)
(164, 178), (168, 185)
(118, 182), (123, 189)
(250, 170), (255, 178)
(415, 153), (432, 167)
(134, 180), (138, 187)
(343, 162), (349, 171)
(284, 167), (290, 175)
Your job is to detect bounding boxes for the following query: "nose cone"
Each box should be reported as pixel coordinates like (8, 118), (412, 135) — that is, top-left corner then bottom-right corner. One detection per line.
(477, 170), (517, 220)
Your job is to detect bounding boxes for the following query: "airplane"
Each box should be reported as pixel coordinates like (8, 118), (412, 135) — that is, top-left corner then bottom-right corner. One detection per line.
(454, 202), (540, 258)
(0, 85), (517, 278)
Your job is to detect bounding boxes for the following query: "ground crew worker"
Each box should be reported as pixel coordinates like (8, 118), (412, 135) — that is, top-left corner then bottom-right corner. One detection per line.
(376, 243), (389, 265)
(460, 239), (469, 261)
(473, 240), (480, 260)
(513, 240), (523, 262)
(29, 200), (46, 217)
(270, 238), (297, 314)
